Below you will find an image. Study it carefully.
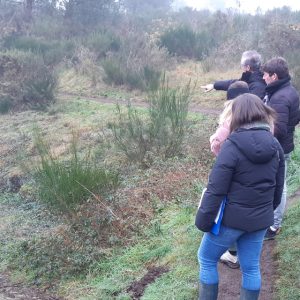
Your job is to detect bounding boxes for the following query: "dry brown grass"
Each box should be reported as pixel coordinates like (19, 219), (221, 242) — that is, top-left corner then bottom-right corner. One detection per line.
(166, 59), (241, 110)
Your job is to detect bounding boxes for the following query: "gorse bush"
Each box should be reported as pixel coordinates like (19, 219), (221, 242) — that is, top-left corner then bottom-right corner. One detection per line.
(111, 76), (192, 166)
(33, 131), (119, 212)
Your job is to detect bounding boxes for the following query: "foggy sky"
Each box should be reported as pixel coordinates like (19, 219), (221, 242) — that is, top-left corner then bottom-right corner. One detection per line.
(183, 0), (300, 14)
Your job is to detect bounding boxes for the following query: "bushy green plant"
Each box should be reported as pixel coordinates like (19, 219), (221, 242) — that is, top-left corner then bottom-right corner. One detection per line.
(33, 131), (119, 212)
(111, 76), (192, 166)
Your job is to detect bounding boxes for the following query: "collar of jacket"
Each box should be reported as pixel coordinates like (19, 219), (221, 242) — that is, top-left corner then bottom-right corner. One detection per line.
(265, 75), (291, 96)
(240, 70), (265, 84)
(239, 122), (271, 131)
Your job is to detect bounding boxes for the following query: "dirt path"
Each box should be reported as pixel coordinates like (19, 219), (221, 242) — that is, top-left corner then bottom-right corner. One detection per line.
(218, 189), (300, 300)
(59, 92), (222, 116)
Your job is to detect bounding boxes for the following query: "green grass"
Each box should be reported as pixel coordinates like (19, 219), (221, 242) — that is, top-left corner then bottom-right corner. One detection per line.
(287, 128), (300, 196)
(74, 203), (201, 300)
(276, 200), (300, 300)
(275, 127), (300, 299)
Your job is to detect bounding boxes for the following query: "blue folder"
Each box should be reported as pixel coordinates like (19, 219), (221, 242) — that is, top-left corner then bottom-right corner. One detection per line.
(211, 196), (227, 235)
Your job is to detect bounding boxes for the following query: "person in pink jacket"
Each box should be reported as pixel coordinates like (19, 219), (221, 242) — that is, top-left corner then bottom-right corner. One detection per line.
(210, 81), (249, 156)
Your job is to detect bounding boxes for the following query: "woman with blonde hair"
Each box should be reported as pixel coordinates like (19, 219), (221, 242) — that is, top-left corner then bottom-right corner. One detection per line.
(210, 81), (249, 156)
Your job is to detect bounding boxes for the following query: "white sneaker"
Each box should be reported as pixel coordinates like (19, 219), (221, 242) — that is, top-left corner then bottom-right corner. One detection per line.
(220, 250), (240, 269)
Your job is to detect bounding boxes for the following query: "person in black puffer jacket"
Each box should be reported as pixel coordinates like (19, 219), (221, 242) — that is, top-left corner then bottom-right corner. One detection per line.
(201, 50), (266, 100)
(195, 94), (285, 300)
(262, 57), (300, 240)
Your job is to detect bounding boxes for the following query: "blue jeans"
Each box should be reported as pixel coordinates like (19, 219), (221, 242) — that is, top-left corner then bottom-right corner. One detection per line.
(273, 153), (290, 229)
(198, 225), (266, 290)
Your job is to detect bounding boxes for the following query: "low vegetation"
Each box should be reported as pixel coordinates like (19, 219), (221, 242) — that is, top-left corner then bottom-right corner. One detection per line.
(0, 1), (299, 299)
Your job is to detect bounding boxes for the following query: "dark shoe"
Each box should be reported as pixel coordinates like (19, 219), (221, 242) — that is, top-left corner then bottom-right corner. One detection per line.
(240, 287), (259, 300)
(199, 282), (218, 300)
(264, 227), (280, 240)
(220, 250), (240, 269)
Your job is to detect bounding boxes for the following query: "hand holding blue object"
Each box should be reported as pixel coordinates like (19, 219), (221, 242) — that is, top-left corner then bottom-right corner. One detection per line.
(211, 196), (227, 235)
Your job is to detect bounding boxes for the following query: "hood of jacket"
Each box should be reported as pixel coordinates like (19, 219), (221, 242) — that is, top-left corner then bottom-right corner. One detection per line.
(228, 127), (278, 164)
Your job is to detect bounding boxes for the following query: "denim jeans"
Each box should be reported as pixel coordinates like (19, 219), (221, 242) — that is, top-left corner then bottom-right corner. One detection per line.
(273, 153), (290, 230)
(198, 225), (266, 290)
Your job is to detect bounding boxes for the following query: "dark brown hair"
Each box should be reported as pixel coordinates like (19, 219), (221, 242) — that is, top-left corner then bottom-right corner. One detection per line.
(227, 81), (249, 100)
(262, 57), (290, 79)
(230, 93), (276, 132)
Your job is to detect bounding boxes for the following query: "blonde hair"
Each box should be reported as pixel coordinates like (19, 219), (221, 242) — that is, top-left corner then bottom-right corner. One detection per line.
(219, 100), (234, 125)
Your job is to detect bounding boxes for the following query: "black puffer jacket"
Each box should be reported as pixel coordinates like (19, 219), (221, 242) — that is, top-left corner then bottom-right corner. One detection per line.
(195, 127), (285, 233)
(264, 77), (300, 154)
(214, 71), (266, 99)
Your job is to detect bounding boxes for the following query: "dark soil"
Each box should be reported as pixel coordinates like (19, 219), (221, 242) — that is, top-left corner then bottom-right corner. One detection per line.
(126, 266), (169, 299)
(217, 191), (300, 300)
(218, 240), (277, 300)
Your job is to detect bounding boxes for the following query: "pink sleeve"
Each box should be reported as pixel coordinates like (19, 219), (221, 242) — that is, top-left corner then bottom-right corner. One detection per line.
(209, 121), (230, 156)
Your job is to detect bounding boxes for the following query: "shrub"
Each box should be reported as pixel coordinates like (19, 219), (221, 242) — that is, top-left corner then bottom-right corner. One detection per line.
(71, 46), (103, 85)
(0, 96), (12, 114)
(261, 23), (300, 57)
(32, 131), (119, 212)
(160, 25), (215, 60)
(85, 30), (120, 59)
(3, 35), (75, 66)
(102, 59), (161, 91)
(102, 30), (169, 90)
(160, 25), (198, 58)
(0, 50), (57, 110)
(102, 58), (124, 85)
(111, 76), (192, 166)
